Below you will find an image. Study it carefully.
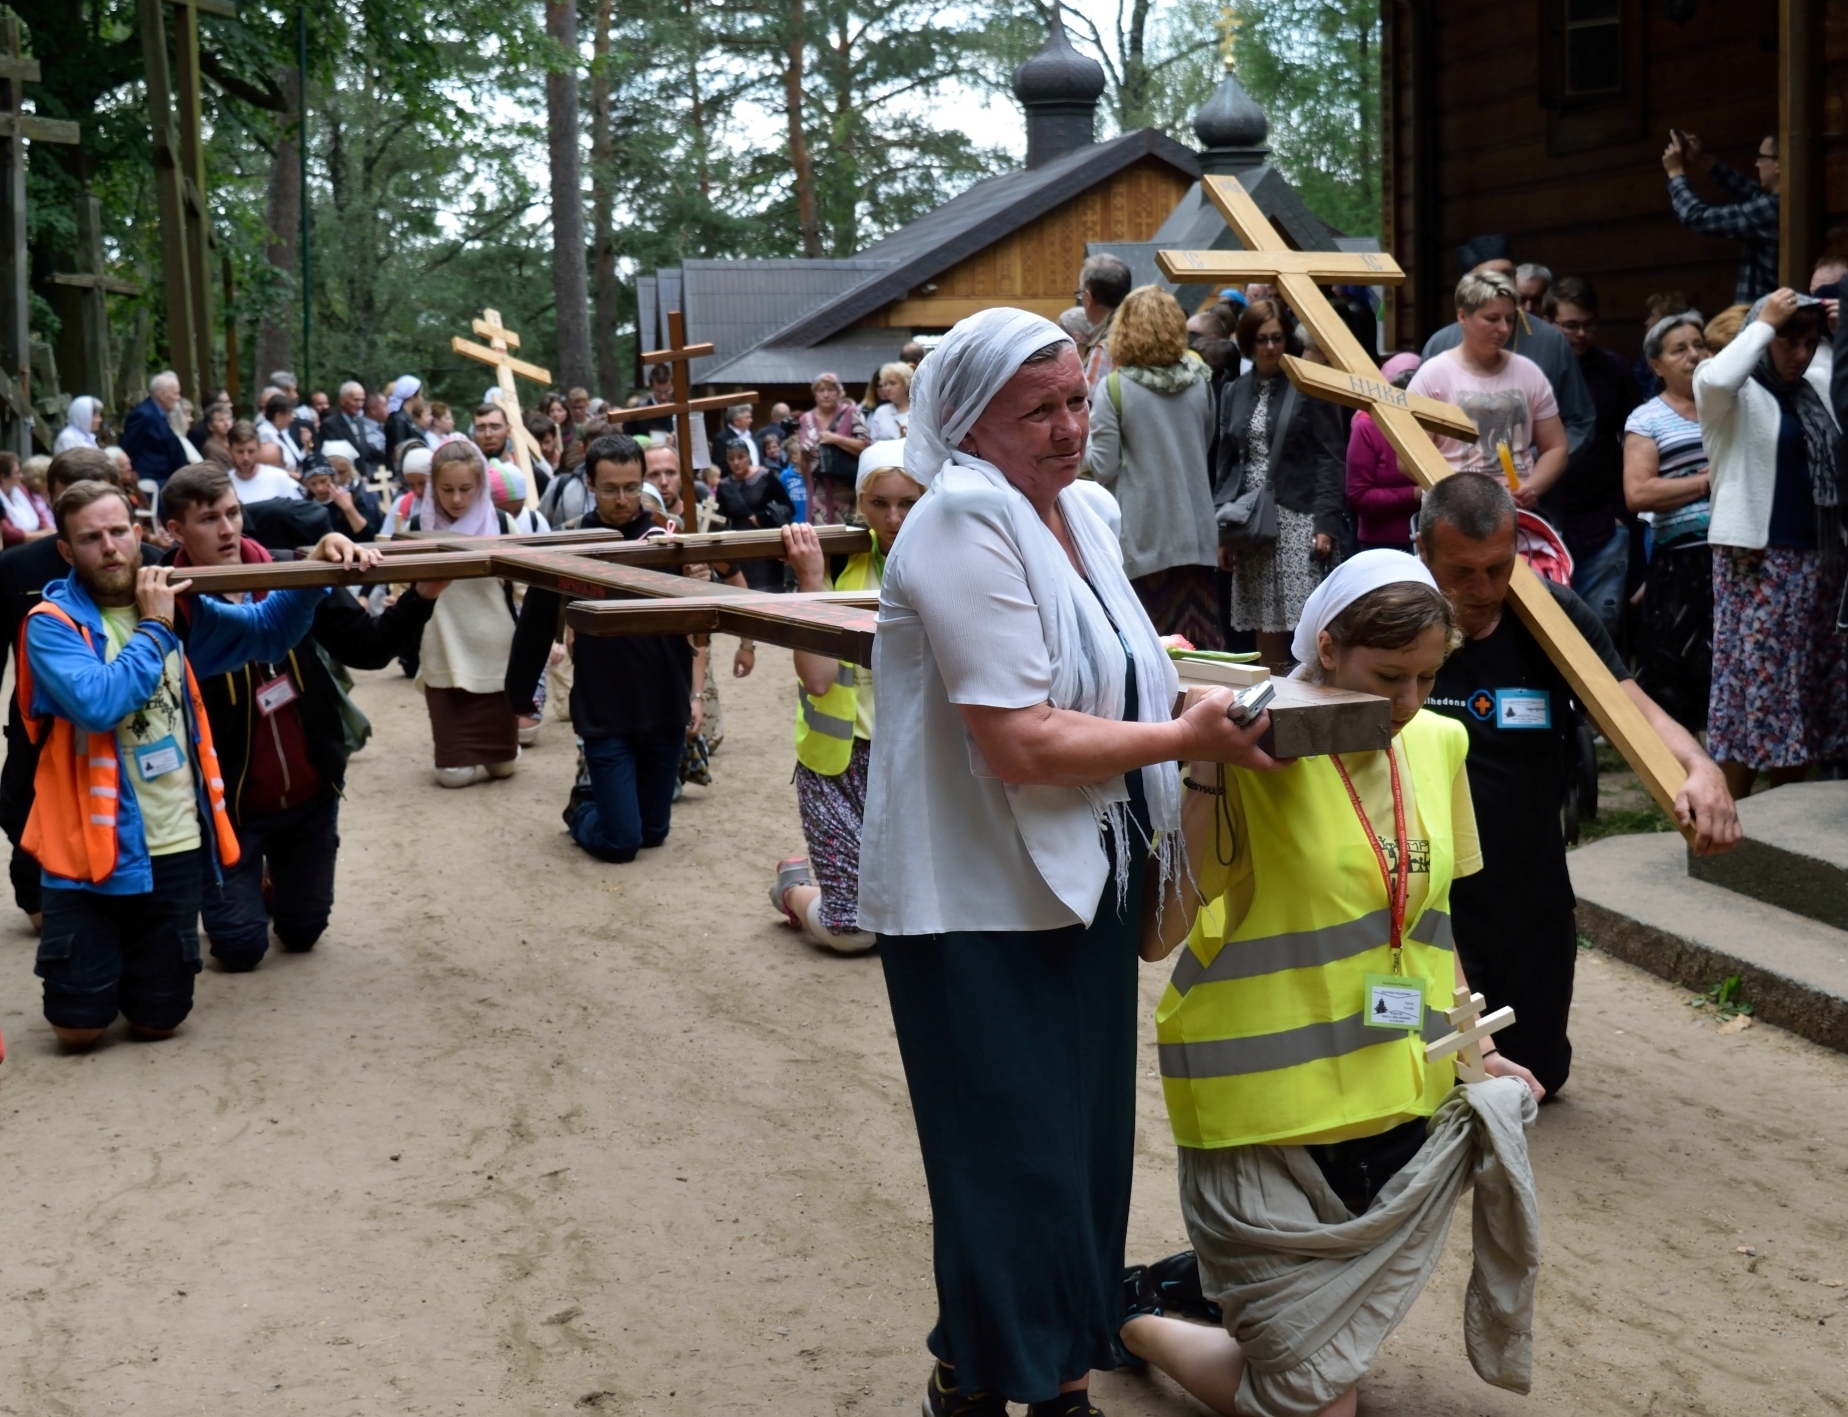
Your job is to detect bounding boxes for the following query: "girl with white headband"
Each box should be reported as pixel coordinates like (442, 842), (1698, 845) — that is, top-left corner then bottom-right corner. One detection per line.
(769, 439), (922, 953)
(857, 308), (1277, 1417)
(1129, 549), (1544, 1417)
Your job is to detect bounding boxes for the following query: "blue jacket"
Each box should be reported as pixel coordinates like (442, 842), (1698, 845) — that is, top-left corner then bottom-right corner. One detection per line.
(118, 397), (189, 484)
(23, 573), (327, 894)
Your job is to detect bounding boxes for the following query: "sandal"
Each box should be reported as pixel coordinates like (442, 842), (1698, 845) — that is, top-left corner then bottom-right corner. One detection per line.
(770, 857), (811, 927)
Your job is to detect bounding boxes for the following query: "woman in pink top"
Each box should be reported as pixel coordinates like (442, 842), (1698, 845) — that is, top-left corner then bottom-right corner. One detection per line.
(1346, 352), (1424, 551)
(1408, 268), (1569, 509)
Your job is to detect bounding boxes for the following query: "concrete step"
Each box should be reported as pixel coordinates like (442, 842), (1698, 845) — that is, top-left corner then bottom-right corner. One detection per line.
(1686, 780), (1848, 931)
(1570, 830), (1848, 1053)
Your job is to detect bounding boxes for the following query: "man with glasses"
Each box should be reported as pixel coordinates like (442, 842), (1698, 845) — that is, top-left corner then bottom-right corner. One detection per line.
(1663, 130), (1779, 304)
(1543, 276), (1643, 636)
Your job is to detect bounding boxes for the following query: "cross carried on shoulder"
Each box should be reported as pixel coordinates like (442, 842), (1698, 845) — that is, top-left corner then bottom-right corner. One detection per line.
(1159, 174), (1694, 834)
(452, 308), (549, 507)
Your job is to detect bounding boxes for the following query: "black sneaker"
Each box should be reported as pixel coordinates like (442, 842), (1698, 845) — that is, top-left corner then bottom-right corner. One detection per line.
(1147, 1249), (1222, 1324)
(921, 1361), (1007, 1417)
(1026, 1395), (1104, 1417)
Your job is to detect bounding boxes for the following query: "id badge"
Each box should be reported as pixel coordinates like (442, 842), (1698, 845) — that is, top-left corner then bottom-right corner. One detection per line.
(133, 735), (185, 781)
(255, 673), (299, 717)
(1363, 973), (1426, 1030)
(1495, 688), (1551, 730)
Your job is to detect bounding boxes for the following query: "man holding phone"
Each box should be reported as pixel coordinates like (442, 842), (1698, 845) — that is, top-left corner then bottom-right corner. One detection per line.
(1662, 129), (1779, 305)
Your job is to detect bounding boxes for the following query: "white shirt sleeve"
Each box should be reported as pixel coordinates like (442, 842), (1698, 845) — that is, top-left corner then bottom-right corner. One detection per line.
(889, 485), (1052, 710)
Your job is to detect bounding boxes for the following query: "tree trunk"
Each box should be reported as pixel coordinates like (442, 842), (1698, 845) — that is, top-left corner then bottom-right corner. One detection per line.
(1120, 0), (1153, 130)
(545, 0), (593, 394)
(783, 0), (821, 258)
(254, 65), (300, 387)
(588, 0), (620, 401)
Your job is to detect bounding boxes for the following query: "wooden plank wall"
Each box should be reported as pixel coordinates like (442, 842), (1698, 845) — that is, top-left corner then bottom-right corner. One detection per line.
(1826, 0), (1848, 249)
(1385, 0), (1779, 357)
(859, 157), (1193, 328)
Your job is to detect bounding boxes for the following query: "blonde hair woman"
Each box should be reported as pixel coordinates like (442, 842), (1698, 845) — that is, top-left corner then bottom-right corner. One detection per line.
(1088, 285), (1220, 647)
(865, 361), (913, 441)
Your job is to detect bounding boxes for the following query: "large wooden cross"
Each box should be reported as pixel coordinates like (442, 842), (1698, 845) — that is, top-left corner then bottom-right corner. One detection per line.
(0, 8), (78, 454)
(52, 193), (141, 418)
(452, 307), (550, 507)
(1158, 174), (1694, 834)
(602, 310), (758, 533)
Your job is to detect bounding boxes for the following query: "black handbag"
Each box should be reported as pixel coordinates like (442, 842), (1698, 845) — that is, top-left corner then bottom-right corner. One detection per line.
(816, 409), (861, 481)
(1215, 381), (1297, 550)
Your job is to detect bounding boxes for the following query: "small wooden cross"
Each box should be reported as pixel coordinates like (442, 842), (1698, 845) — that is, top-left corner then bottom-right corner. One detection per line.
(602, 310), (759, 533)
(451, 307), (551, 507)
(1157, 174), (1696, 837)
(1424, 987), (1516, 1085)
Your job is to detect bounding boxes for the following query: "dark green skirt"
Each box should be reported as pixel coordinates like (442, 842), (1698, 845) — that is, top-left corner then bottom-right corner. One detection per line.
(878, 854), (1145, 1403)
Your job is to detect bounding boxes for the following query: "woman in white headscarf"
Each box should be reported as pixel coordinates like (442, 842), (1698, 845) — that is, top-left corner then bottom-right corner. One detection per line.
(54, 396), (102, 454)
(859, 309), (1277, 1417)
(1126, 550), (1542, 1417)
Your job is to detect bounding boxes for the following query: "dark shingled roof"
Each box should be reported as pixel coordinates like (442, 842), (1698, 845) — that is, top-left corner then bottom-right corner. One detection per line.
(676, 259), (895, 381)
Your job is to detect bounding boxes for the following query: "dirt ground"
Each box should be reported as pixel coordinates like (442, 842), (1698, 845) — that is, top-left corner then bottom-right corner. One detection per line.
(3, 641), (1847, 1416)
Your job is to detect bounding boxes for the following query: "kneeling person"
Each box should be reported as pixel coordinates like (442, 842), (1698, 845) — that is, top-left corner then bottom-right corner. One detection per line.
(21, 480), (360, 1047)
(505, 434), (699, 863)
(161, 463), (434, 971)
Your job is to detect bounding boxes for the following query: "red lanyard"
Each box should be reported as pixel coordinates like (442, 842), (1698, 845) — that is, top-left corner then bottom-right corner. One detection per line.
(1331, 748), (1409, 973)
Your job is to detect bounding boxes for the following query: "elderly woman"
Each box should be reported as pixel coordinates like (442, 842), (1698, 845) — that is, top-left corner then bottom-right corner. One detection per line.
(795, 372), (869, 525)
(1086, 285), (1220, 647)
(1409, 269), (1568, 504)
(1624, 311), (1715, 729)
(1216, 298), (1347, 670)
(860, 308), (1275, 1417)
(54, 395), (102, 454)
(1698, 287), (1847, 797)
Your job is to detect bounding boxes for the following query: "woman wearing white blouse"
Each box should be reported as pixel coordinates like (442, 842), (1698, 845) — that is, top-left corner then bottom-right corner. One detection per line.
(860, 308), (1276, 1417)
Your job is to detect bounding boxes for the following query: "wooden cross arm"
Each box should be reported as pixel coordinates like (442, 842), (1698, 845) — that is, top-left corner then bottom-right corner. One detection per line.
(387, 523), (872, 568)
(52, 272), (142, 296)
(0, 56), (41, 82)
(601, 391), (756, 425)
(1281, 356), (1477, 442)
(174, 552), (499, 595)
(639, 342), (716, 363)
(474, 318), (519, 348)
(566, 596), (878, 666)
(0, 113), (80, 145)
(1157, 249), (1405, 285)
(1201, 174), (1289, 252)
(451, 336), (551, 385)
(1424, 1006), (1515, 1064)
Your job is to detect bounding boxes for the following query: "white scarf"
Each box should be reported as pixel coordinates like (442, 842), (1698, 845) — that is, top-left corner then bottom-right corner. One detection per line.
(906, 307), (1184, 899)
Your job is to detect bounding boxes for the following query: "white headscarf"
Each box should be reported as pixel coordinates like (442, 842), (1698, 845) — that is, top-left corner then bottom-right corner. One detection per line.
(907, 306), (1184, 899)
(386, 375), (421, 414)
(855, 438), (915, 493)
(1289, 549), (1440, 678)
(56, 396), (100, 453)
(415, 446), (500, 538)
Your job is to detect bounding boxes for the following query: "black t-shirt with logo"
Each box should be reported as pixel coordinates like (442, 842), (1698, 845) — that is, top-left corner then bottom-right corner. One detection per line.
(1426, 578), (1630, 932)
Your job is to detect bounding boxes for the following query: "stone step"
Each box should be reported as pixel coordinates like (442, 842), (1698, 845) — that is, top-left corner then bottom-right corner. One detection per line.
(1686, 780), (1848, 931)
(1569, 829), (1848, 1053)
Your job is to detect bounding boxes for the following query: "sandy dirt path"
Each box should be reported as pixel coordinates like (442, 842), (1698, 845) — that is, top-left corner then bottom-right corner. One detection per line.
(2, 642), (1846, 1416)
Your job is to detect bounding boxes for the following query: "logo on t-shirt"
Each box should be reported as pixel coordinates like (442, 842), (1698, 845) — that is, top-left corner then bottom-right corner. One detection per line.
(1467, 689), (1497, 721)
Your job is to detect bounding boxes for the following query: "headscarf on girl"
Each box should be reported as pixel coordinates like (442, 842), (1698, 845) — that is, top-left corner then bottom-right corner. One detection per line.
(415, 445), (500, 538)
(1289, 549), (1439, 678)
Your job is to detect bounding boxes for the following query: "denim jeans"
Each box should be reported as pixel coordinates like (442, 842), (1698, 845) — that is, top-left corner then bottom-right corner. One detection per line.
(37, 847), (205, 1031)
(201, 791), (341, 971)
(570, 731), (684, 863)
(1571, 522), (1631, 641)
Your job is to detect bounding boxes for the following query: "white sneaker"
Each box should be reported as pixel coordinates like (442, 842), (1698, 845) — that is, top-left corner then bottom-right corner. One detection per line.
(483, 758), (519, 780)
(434, 765), (483, 788)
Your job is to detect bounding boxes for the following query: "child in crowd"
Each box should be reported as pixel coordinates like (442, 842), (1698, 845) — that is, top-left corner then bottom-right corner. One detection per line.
(427, 401), (455, 439)
(770, 440), (921, 953)
(759, 429), (808, 523)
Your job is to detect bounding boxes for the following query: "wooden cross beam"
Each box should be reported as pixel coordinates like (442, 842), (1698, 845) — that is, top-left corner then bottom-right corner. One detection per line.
(1160, 248), (1403, 285)
(1424, 986), (1515, 1085)
(1165, 174), (1695, 835)
(602, 310), (758, 532)
(451, 307), (551, 507)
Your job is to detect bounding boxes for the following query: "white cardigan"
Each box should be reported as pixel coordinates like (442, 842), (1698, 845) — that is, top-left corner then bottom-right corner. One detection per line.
(1694, 318), (1836, 550)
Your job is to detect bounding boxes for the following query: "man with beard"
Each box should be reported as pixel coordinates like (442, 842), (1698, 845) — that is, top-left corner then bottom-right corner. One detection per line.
(19, 478), (368, 1048)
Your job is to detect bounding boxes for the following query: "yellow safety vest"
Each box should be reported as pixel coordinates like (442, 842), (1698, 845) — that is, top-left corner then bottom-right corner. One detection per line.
(793, 548), (880, 775)
(1156, 710), (1468, 1151)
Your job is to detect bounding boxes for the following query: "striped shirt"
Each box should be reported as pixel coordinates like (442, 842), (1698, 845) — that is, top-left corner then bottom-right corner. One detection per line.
(1624, 396), (1710, 545)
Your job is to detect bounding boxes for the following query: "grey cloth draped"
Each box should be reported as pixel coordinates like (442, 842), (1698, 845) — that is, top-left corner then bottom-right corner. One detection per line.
(1178, 1077), (1540, 1417)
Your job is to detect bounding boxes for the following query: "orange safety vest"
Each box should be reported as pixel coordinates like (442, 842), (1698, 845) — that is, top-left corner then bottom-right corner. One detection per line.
(16, 601), (241, 884)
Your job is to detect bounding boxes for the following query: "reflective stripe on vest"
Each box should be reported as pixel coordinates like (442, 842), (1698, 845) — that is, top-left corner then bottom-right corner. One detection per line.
(17, 600), (241, 884)
(792, 551), (876, 776)
(1156, 711), (1469, 1150)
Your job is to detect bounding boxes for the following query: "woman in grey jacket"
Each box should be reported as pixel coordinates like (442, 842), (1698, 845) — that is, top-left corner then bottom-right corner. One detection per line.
(1087, 285), (1221, 647)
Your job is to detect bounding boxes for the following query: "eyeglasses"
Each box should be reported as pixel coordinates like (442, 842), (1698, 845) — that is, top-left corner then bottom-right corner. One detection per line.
(1251, 332), (1288, 347)
(1554, 319), (1597, 334)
